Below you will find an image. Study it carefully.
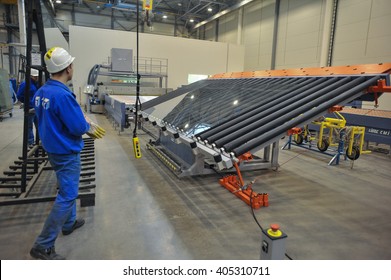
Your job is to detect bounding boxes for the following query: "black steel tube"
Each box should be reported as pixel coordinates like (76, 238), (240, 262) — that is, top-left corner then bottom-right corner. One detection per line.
(203, 77), (330, 143)
(197, 76), (320, 140)
(232, 75), (380, 156)
(165, 78), (275, 128)
(213, 77), (343, 147)
(167, 77), (283, 127)
(33, 0), (47, 174)
(21, 0), (35, 193)
(133, 0), (140, 138)
(197, 77), (305, 131)
(223, 76), (366, 152)
(198, 77), (320, 140)
(142, 79), (212, 110)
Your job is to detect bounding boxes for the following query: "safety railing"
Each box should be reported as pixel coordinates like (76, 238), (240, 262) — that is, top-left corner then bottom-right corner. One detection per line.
(135, 56), (168, 76)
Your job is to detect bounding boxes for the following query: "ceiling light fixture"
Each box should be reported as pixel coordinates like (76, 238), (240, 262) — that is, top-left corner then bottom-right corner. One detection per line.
(189, 19), (194, 23)
(163, 15), (168, 19)
(55, 0), (62, 3)
(207, 7), (212, 12)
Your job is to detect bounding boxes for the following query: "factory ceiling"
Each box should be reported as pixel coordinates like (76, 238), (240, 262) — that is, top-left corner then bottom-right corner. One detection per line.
(42, 0), (243, 33)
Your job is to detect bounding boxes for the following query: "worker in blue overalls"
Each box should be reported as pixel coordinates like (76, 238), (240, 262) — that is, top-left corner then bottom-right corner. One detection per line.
(17, 68), (39, 145)
(30, 47), (105, 260)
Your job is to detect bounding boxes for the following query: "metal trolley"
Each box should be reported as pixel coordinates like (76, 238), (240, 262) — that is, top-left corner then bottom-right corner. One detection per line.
(0, 68), (13, 122)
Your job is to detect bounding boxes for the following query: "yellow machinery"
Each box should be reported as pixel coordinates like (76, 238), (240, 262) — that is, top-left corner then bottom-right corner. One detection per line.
(314, 111), (346, 152)
(344, 125), (368, 160)
(292, 106), (369, 161)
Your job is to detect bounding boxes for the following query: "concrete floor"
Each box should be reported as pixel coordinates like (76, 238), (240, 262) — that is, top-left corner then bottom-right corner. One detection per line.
(0, 105), (390, 260)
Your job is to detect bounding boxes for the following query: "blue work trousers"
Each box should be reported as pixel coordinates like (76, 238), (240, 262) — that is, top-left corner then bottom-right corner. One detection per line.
(33, 153), (81, 250)
(28, 114), (37, 145)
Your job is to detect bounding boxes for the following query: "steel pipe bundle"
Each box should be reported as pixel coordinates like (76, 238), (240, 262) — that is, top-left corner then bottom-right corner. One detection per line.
(232, 75), (380, 156)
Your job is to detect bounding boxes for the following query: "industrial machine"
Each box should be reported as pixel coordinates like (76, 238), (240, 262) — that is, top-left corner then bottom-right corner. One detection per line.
(85, 50), (168, 104)
(104, 94), (158, 132)
(288, 106), (369, 164)
(134, 63), (391, 207)
(84, 49), (169, 131)
(339, 107), (391, 153)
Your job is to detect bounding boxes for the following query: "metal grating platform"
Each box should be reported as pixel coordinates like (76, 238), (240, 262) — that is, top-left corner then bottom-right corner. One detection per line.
(0, 138), (96, 207)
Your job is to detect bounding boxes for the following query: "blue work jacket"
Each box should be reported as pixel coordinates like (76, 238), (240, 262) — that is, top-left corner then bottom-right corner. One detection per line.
(17, 79), (38, 108)
(34, 79), (90, 154)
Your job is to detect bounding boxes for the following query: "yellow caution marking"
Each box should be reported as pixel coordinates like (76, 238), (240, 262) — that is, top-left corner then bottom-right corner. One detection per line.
(146, 143), (177, 171)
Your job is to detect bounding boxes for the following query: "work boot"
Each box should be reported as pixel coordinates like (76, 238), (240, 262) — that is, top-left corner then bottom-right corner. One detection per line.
(62, 218), (85, 235)
(30, 246), (66, 260)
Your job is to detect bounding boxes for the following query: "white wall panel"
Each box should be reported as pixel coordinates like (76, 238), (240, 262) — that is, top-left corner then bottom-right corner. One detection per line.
(227, 44), (246, 72)
(69, 26), (244, 104)
(286, 31), (321, 50)
(44, 28), (69, 51)
(258, 53), (273, 69)
(242, 0), (275, 70)
(371, 0), (391, 17)
(284, 0), (323, 22)
(366, 37), (391, 58)
(204, 22), (215, 41)
(218, 12), (239, 44)
(244, 44), (261, 70)
(333, 0), (391, 63)
(275, 0), (324, 69)
(329, 40), (367, 62)
(334, 21), (370, 43)
(284, 48), (320, 67)
(243, 24), (260, 45)
(369, 15), (391, 38)
(337, 0), (371, 26)
(286, 15), (321, 37)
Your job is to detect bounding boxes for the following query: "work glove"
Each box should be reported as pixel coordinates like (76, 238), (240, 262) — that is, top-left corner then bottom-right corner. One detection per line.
(86, 121), (106, 139)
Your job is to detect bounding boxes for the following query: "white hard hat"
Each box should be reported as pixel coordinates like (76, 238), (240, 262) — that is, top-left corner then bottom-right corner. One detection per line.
(44, 47), (75, 73)
(30, 69), (39, 76)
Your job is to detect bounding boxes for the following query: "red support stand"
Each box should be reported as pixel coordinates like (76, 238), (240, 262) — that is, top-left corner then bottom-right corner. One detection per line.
(218, 155), (269, 209)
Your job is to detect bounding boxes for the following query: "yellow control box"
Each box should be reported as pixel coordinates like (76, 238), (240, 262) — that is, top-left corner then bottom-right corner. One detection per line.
(133, 137), (142, 158)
